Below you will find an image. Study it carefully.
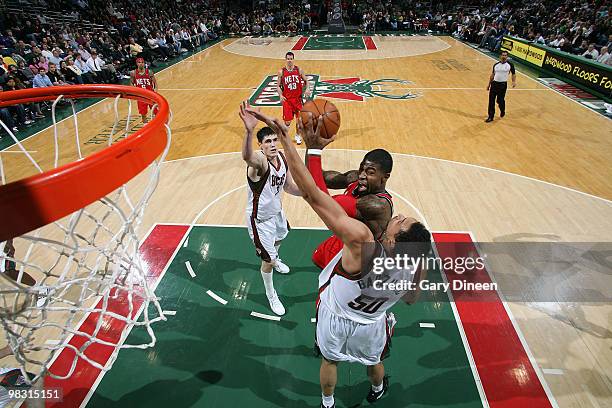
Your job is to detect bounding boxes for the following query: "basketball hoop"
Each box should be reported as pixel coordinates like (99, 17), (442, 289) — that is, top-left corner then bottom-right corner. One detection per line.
(0, 85), (171, 384)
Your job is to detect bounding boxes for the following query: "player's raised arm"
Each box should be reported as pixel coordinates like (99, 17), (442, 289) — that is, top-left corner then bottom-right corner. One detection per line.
(303, 122), (336, 194)
(283, 169), (302, 197)
(323, 169), (359, 189)
(287, 118), (370, 245)
(239, 102), (266, 170)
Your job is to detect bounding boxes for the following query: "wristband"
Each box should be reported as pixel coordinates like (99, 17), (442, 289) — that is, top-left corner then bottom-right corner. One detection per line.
(308, 149), (322, 156)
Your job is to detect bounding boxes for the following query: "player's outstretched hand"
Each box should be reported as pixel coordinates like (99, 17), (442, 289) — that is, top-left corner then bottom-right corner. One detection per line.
(238, 101), (258, 132)
(244, 104), (290, 138)
(298, 116), (336, 150)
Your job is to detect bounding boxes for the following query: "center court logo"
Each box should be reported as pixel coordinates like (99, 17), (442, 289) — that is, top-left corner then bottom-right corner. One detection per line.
(249, 75), (420, 106)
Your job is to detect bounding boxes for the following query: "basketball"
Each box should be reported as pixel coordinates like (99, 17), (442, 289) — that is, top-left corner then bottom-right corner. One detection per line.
(299, 99), (341, 139)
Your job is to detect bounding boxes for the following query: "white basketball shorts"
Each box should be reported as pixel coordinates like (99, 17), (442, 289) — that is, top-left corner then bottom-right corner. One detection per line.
(246, 211), (290, 263)
(315, 302), (392, 365)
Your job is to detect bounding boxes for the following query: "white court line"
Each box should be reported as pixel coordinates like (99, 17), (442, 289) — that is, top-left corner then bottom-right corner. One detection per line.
(206, 290), (228, 305)
(183, 237), (189, 247)
(469, 231), (559, 408)
(162, 310), (177, 316)
(431, 241), (489, 406)
(250, 311), (281, 321)
(159, 87), (546, 91)
(419, 322), (436, 329)
(162, 150), (612, 205)
(159, 87), (254, 91)
(542, 368), (564, 375)
(221, 35), (451, 60)
(161, 222), (326, 230)
(185, 261), (196, 278)
(0, 40), (224, 153)
(0, 150), (38, 154)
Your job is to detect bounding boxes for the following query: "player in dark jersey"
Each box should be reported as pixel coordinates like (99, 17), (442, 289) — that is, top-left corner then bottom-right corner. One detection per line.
(130, 57), (158, 123)
(304, 142), (394, 269)
(276, 51), (310, 144)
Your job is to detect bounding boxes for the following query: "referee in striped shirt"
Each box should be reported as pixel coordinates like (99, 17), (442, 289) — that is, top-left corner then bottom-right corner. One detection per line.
(486, 51), (517, 122)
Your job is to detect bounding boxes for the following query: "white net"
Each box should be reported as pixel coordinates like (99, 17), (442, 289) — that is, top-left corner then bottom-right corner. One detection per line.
(0, 90), (171, 384)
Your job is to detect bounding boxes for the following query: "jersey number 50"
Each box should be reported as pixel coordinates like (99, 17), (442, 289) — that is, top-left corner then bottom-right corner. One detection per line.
(347, 295), (388, 314)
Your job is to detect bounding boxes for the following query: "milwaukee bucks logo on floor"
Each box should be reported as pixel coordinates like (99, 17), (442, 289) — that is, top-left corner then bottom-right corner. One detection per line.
(249, 75), (420, 106)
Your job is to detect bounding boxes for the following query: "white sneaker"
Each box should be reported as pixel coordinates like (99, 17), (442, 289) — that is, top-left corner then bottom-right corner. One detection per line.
(274, 258), (290, 274)
(387, 312), (397, 335)
(295, 134), (302, 144)
(266, 290), (286, 315)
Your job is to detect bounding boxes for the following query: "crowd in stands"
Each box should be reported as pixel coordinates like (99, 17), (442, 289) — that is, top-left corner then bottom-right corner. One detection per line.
(352, 0), (610, 65)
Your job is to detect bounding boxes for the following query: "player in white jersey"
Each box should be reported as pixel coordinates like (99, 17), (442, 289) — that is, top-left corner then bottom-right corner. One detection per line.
(239, 103), (302, 316)
(244, 105), (431, 408)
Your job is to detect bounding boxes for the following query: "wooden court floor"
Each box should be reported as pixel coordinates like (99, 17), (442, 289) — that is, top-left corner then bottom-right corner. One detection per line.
(1, 35), (611, 407)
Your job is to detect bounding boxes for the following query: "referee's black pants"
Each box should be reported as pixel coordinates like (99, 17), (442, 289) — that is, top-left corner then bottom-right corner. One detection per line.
(488, 81), (507, 119)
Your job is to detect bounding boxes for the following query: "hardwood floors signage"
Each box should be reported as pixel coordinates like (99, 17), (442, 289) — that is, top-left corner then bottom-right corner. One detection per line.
(502, 35), (612, 100)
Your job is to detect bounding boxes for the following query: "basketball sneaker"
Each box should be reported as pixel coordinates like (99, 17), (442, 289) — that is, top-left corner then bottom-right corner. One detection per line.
(266, 290), (286, 316)
(387, 312), (397, 335)
(295, 134), (302, 144)
(274, 258), (290, 274)
(366, 375), (389, 403)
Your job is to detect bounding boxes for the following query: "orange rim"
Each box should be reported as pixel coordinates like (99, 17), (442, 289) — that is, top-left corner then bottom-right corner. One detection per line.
(0, 85), (170, 242)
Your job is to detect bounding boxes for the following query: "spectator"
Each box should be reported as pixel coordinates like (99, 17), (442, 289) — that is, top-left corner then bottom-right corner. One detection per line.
(86, 51), (113, 83)
(181, 27), (193, 50)
(534, 33), (545, 45)
(147, 33), (169, 61)
(60, 60), (83, 84)
(0, 94), (18, 134)
(40, 44), (53, 61)
(252, 21), (262, 35)
(155, 32), (173, 57)
(14, 40), (32, 59)
(31, 55), (48, 72)
(16, 60), (35, 85)
(582, 43), (599, 60)
(73, 53), (96, 83)
(3, 76), (40, 123)
(47, 48), (63, 66)
(78, 44), (91, 61)
(575, 40), (589, 56)
(166, 30), (181, 54)
(128, 37), (145, 59)
(46, 62), (67, 86)
(597, 47), (610, 65)
(263, 22), (274, 36)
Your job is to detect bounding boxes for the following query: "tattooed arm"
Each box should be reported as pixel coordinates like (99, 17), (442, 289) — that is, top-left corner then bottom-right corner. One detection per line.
(322, 169), (359, 190)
